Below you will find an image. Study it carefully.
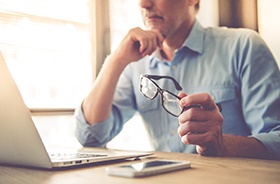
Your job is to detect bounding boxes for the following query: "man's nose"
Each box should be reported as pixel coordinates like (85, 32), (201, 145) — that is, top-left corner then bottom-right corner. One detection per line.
(139, 0), (154, 9)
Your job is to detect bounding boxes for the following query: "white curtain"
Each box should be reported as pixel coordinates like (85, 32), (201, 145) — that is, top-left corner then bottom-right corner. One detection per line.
(258, 0), (280, 68)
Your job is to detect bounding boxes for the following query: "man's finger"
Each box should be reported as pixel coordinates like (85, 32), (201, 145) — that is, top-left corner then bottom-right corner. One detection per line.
(180, 93), (217, 111)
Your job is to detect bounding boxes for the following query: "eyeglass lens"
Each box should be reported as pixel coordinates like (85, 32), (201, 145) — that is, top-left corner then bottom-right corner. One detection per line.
(140, 76), (158, 99)
(141, 76), (183, 116)
(162, 91), (182, 116)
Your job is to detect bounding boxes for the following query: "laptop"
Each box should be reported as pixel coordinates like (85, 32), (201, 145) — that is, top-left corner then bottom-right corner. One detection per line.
(0, 53), (152, 169)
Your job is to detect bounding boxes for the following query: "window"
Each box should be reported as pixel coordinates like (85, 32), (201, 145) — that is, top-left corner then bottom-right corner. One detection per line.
(109, 0), (143, 52)
(0, 0), (220, 111)
(0, 0), (92, 110)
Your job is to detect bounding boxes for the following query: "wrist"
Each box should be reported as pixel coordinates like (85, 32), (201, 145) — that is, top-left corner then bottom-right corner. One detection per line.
(103, 54), (127, 74)
(110, 49), (132, 67)
(221, 134), (270, 159)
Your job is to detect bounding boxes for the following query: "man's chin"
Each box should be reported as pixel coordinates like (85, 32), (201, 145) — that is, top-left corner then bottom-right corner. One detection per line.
(146, 26), (167, 38)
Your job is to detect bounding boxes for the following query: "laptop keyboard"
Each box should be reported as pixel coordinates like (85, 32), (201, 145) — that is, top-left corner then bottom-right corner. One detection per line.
(50, 152), (108, 160)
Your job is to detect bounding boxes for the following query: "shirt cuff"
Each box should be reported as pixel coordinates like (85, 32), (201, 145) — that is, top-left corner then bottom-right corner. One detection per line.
(74, 105), (114, 147)
(251, 131), (280, 160)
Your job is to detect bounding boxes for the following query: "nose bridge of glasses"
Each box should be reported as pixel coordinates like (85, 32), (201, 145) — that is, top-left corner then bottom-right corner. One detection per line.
(162, 90), (181, 102)
(151, 80), (164, 97)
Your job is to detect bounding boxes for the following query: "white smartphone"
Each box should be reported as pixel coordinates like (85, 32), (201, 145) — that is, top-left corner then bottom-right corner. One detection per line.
(105, 159), (191, 178)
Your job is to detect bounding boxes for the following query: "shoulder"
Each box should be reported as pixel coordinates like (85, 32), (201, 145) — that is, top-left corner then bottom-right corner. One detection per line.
(206, 26), (256, 37)
(203, 26), (269, 53)
(207, 26), (264, 43)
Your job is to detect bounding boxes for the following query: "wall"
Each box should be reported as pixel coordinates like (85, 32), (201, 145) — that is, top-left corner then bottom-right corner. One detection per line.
(196, 0), (219, 27)
(258, 0), (280, 68)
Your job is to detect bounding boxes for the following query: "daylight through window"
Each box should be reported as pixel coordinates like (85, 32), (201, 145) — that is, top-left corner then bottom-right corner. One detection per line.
(0, 0), (92, 109)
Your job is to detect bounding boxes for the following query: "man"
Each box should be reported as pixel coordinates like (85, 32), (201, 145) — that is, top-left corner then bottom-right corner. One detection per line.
(75, 0), (280, 159)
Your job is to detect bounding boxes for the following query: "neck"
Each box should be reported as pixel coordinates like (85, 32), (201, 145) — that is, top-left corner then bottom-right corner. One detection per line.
(161, 19), (195, 61)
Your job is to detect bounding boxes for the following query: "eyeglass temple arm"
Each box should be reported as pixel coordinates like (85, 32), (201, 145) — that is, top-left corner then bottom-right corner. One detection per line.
(143, 75), (183, 90)
(182, 103), (222, 112)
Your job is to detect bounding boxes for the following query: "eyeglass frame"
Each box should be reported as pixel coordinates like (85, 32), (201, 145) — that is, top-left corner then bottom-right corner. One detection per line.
(139, 74), (222, 117)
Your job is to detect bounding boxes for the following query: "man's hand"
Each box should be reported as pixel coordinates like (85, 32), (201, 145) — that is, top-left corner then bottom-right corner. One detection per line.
(113, 27), (164, 66)
(177, 92), (225, 156)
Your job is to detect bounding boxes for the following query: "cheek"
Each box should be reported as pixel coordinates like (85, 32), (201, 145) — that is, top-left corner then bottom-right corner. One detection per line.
(162, 16), (184, 35)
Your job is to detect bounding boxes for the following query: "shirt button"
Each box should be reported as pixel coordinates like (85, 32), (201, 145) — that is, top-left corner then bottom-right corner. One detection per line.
(171, 130), (177, 135)
(172, 65), (177, 70)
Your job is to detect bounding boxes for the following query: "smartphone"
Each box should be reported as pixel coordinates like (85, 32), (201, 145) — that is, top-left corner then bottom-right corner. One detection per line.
(105, 160), (191, 178)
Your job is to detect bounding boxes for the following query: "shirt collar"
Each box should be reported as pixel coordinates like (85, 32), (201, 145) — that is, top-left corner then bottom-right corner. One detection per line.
(183, 20), (204, 54)
(149, 19), (205, 68)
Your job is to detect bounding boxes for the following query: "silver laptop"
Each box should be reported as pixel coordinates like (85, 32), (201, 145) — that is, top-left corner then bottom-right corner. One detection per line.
(0, 53), (152, 169)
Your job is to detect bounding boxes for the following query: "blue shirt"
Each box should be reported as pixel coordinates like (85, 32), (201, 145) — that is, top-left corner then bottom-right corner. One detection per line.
(75, 20), (280, 159)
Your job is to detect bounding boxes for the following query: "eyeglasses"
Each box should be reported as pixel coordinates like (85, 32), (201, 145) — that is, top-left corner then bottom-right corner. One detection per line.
(139, 74), (222, 117)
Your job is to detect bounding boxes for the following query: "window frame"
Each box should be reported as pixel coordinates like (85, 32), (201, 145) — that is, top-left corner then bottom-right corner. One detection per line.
(32, 1), (111, 114)
(0, 1), (111, 115)
(90, 0), (111, 78)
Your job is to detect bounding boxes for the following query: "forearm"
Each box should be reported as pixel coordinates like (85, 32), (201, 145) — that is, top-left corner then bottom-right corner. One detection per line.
(222, 134), (270, 159)
(82, 27), (163, 124)
(82, 54), (127, 124)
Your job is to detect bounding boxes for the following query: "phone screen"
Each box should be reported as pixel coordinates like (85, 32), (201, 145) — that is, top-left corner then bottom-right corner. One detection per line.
(106, 160), (191, 177)
(120, 160), (180, 171)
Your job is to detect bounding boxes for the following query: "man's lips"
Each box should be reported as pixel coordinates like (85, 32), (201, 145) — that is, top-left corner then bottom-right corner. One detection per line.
(146, 15), (163, 22)
(148, 14), (162, 19)
(144, 12), (163, 20)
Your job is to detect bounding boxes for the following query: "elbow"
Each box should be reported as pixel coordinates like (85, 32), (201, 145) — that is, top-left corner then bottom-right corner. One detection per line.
(75, 128), (106, 147)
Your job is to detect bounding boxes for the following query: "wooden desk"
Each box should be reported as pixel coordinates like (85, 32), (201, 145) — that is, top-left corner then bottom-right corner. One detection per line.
(1, 149), (279, 184)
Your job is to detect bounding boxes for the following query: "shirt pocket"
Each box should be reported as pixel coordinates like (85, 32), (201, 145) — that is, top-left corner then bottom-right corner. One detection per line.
(188, 85), (236, 104)
(137, 96), (160, 113)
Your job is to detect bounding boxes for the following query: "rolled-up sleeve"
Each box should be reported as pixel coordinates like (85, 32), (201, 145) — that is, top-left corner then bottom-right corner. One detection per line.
(74, 106), (115, 147)
(252, 131), (280, 159)
(240, 31), (280, 159)
(74, 65), (138, 147)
